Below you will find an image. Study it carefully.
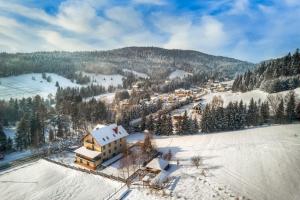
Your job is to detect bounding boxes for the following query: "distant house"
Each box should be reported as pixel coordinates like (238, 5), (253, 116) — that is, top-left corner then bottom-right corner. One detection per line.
(146, 158), (169, 173)
(175, 89), (193, 98)
(192, 102), (205, 114)
(74, 124), (128, 170)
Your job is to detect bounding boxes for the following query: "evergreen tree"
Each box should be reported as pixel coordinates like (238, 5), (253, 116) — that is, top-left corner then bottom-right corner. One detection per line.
(260, 101), (270, 124)
(296, 102), (300, 120)
(275, 99), (285, 124)
(166, 114), (173, 136)
(181, 111), (190, 134)
(238, 100), (246, 129)
(49, 129), (54, 142)
(6, 137), (13, 151)
(0, 123), (7, 151)
(201, 106), (211, 133)
(15, 115), (30, 150)
(146, 115), (155, 132)
(140, 113), (146, 131)
(286, 92), (296, 122)
(191, 117), (199, 133)
(155, 114), (162, 135)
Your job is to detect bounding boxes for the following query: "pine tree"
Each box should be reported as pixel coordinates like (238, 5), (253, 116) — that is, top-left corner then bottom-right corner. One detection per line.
(181, 111), (190, 134)
(201, 106), (211, 133)
(286, 92), (296, 122)
(49, 129), (54, 142)
(15, 115), (30, 150)
(166, 114), (173, 136)
(193, 117), (199, 133)
(140, 113), (146, 131)
(0, 123), (7, 151)
(146, 115), (155, 132)
(296, 102), (300, 120)
(260, 101), (270, 124)
(6, 137), (13, 151)
(275, 99), (285, 124)
(155, 114), (162, 135)
(238, 100), (246, 128)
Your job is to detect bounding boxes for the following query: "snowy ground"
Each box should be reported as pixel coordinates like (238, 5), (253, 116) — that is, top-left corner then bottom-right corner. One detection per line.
(126, 124), (300, 200)
(123, 69), (149, 79)
(168, 70), (192, 80)
(203, 87), (300, 106)
(1, 125), (299, 200)
(84, 92), (115, 104)
(3, 127), (16, 140)
(0, 159), (123, 200)
(81, 72), (123, 89)
(0, 73), (80, 100)
(0, 150), (33, 164)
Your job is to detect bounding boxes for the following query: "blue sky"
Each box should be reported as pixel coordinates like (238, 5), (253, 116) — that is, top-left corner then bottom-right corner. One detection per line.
(0, 0), (299, 62)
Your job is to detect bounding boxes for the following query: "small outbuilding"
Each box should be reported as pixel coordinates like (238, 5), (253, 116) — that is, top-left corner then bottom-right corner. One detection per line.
(146, 158), (169, 173)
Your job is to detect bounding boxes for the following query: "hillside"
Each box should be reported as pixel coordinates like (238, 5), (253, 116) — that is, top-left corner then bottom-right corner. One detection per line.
(0, 47), (254, 80)
(232, 49), (300, 93)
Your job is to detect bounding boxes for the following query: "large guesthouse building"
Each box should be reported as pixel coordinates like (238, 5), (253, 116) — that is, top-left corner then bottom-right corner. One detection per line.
(74, 124), (128, 170)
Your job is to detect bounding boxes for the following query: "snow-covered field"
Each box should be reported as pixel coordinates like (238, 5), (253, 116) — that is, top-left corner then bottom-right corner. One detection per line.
(81, 72), (123, 89)
(203, 87), (300, 106)
(168, 69), (192, 79)
(0, 73), (80, 100)
(126, 124), (300, 200)
(0, 159), (123, 200)
(123, 69), (149, 79)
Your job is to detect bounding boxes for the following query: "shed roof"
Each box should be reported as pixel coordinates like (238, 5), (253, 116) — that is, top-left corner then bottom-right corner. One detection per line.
(74, 146), (101, 159)
(146, 158), (169, 171)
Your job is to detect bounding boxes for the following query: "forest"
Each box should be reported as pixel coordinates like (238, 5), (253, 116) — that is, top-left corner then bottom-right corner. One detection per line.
(232, 49), (300, 93)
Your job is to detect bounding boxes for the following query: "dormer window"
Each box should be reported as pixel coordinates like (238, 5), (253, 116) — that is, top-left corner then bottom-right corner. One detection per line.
(106, 136), (109, 140)
(102, 138), (106, 141)
(113, 134), (116, 137)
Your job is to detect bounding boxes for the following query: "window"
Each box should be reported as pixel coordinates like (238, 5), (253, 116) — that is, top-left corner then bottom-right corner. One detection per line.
(109, 150), (111, 153)
(114, 141), (117, 144)
(102, 146), (106, 150)
(106, 136), (109, 140)
(87, 161), (89, 166)
(109, 143), (111, 147)
(114, 147), (117, 151)
(113, 134), (116, 137)
(120, 144), (122, 147)
(103, 153), (106, 156)
(102, 138), (106, 141)
(80, 159), (82, 163)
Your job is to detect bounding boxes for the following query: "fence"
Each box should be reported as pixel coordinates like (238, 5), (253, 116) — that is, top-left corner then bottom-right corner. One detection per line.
(43, 158), (127, 183)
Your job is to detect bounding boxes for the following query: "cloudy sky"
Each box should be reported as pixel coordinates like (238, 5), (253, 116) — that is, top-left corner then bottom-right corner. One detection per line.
(0, 0), (299, 62)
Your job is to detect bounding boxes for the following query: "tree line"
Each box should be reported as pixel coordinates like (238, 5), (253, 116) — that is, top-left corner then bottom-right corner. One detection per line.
(232, 49), (300, 93)
(201, 92), (300, 133)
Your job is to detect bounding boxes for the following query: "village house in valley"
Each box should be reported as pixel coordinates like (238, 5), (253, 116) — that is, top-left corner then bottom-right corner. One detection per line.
(74, 124), (129, 170)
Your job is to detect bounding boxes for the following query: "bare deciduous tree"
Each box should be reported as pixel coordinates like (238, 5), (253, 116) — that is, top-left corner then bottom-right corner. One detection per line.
(191, 156), (202, 168)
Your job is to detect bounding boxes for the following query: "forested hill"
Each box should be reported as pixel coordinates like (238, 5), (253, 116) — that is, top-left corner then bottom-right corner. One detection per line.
(232, 49), (300, 93)
(0, 47), (254, 80)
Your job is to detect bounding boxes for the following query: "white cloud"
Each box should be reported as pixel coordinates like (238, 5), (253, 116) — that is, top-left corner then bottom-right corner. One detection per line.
(158, 15), (228, 54)
(38, 30), (94, 51)
(132, 0), (166, 5)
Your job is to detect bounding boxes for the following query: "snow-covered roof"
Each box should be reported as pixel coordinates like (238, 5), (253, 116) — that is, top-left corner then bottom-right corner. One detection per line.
(74, 146), (101, 159)
(146, 158), (169, 171)
(91, 124), (129, 146)
(151, 170), (169, 185)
